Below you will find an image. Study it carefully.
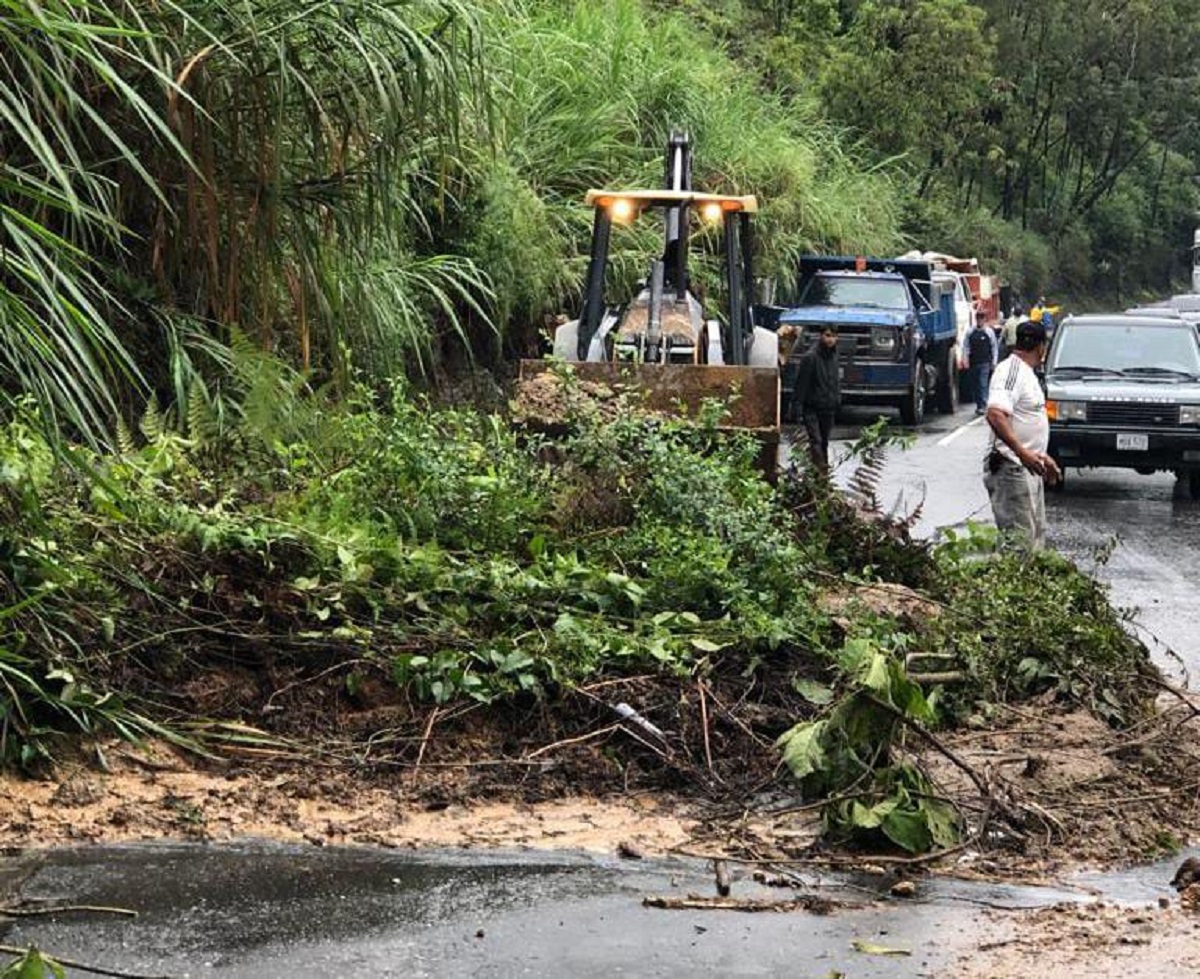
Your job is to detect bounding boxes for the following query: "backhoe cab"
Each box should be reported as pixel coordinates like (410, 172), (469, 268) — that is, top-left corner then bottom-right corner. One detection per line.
(553, 188), (773, 370)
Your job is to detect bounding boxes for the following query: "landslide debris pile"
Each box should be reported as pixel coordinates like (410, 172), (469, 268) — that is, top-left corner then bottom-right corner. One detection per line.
(0, 382), (1176, 859)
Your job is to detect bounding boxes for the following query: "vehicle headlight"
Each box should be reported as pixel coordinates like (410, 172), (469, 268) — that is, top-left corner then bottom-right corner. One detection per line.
(1180, 405), (1200, 425)
(870, 326), (897, 352)
(1047, 400), (1087, 421)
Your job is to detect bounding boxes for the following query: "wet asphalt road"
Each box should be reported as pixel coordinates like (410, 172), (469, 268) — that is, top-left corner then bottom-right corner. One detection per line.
(6, 402), (1200, 977)
(1, 842), (1190, 978)
(824, 402), (1200, 683)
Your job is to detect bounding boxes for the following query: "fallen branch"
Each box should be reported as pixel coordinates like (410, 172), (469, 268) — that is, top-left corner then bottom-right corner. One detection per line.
(413, 706), (440, 774)
(864, 692), (991, 797)
(907, 671), (966, 685)
(1146, 674), (1200, 718)
(698, 681), (715, 776)
(642, 894), (839, 914)
(524, 723), (619, 760)
(262, 658), (375, 714)
(0, 905), (137, 918)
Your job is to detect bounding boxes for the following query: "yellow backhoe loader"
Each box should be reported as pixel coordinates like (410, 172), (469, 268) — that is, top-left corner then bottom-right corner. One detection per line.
(515, 132), (781, 469)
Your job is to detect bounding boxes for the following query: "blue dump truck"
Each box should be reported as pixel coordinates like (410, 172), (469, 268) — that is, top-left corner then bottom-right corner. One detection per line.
(779, 256), (959, 425)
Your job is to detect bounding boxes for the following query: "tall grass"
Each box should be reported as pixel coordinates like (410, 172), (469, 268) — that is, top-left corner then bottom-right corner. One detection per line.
(456, 0), (905, 345)
(1, 0), (493, 439)
(2, 0), (907, 438)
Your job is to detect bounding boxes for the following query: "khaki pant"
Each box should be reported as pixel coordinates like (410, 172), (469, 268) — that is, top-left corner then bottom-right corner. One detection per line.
(983, 456), (1045, 550)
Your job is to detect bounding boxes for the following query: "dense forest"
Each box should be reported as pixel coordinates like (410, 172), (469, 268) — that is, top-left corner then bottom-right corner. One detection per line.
(5, 0), (1200, 432)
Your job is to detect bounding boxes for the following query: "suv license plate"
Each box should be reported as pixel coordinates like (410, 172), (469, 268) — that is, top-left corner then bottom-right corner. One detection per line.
(1116, 433), (1149, 451)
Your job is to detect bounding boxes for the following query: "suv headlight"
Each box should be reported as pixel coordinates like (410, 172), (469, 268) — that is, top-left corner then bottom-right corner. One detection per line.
(1180, 405), (1200, 425)
(870, 326), (897, 352)
(1047, 400), (1087, 421)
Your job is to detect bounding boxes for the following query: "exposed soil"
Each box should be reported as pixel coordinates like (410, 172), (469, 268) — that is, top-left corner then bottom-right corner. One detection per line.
(953, 903), (1200, 978)
(4, 690), (1200, 976)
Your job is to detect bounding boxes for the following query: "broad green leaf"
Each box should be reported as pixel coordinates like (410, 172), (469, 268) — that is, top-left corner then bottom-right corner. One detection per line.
(851, 940), (911, 957)
(922, 799), (961, 849)
(2, 947), (66, 979)
(881, 807), (932, 853)
(688, 637), (726, 653)
(791, 677), (834, 706)
(776, 720), (828, 780)
(862, 653), (891, 695)
(850, 797), (897, 830)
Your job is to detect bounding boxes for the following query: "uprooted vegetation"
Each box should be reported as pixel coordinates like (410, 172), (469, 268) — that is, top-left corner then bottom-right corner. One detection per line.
(0, 352), (1190, 867)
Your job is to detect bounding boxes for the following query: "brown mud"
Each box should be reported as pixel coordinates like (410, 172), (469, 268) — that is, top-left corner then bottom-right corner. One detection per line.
(4, 684), (1200, 977)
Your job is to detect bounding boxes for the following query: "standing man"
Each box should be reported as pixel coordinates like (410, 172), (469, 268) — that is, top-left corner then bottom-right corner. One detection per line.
(967, 315), (998, 415)
(1002, 304), (1024, 352)
(793, 325), (841, 471)
(984, 320), (1060, 549)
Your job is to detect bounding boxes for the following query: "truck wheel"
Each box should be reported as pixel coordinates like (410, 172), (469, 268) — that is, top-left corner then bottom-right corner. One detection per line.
(899, 359), (926, 425)
(936, 347), (959, 414)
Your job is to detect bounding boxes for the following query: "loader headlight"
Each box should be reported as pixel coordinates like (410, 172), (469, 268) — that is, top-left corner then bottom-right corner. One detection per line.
(608, 197), (636, 224)
(1180, 405), (1200, 425)
(1046, 400), (1087, 421)
(870, 326), (897, 352)
(701, 201), (724, 224)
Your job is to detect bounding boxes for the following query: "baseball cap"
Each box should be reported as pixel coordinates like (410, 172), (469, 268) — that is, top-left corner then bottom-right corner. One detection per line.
(1015, 319), (1048, 349)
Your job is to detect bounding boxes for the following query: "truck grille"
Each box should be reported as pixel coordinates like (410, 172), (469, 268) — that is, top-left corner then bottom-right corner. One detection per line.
(787, 327), (890, 363)
(1087, 402), (1179, 427)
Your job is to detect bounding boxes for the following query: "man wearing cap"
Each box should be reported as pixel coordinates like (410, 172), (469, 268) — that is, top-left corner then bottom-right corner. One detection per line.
(792, 325), (841, 471)
(984, 320), (1060, 549)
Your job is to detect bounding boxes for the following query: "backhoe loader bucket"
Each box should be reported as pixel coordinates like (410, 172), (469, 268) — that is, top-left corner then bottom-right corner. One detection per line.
(513, 360), (781, 475)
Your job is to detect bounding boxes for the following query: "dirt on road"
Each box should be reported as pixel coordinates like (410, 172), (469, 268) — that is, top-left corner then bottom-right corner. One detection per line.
(3, 699), (1200, 977)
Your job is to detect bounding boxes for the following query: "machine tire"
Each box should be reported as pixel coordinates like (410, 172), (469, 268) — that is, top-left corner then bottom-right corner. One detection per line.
(899, 359), (926, 425)
(1190, 470), (1200, 501)
(935, 346), (959, 414)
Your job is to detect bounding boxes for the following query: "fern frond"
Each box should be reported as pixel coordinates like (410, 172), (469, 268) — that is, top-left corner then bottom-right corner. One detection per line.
(139, 394), (165, 444)
(848, 445), (887, 511)
(186, 382), (219, 445)
(115, 418), (136, 456)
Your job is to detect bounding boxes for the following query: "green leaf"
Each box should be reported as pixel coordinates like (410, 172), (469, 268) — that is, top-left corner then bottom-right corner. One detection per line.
(849, 797), (896, 830)
(688, 637), (726, 653)
(851, 940), (911, 957)
(862, 653), (891, 695)
(880, 806), (932, 853)
(776, 720), (828, 780)
(921, 798), (961, 849)
(791, 677), (834, 706)
(2, 948), (67, 979)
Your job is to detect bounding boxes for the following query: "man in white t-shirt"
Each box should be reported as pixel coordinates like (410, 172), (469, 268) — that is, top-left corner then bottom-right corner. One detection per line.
(984, 320), (1060, 549)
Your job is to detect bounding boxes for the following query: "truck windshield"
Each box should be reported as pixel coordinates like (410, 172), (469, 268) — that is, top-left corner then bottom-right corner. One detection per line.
(800, 275), (909, 310)
(1050, 323), (1200, 376)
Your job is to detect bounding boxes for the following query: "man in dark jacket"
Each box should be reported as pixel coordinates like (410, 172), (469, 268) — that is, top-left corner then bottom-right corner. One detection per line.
(793, 326), (841, 470)
(967, 316), (998, 415)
